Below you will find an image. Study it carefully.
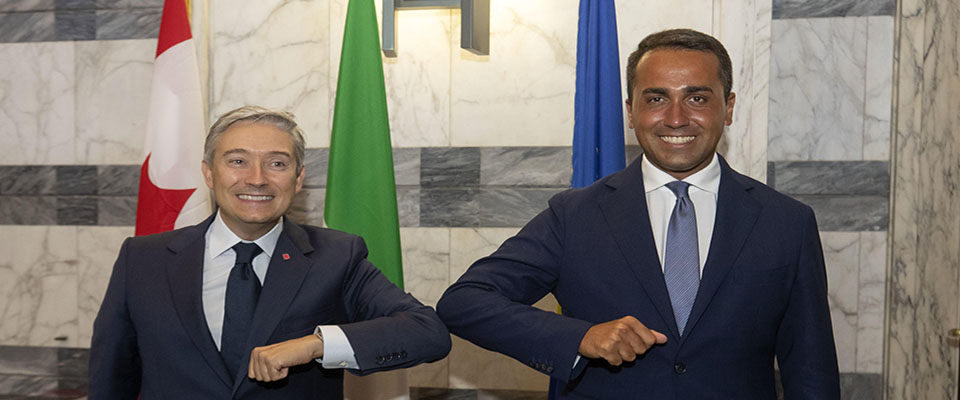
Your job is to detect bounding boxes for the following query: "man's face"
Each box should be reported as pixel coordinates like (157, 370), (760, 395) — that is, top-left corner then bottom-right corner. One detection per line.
(626, 49), (735, 180)
(202, 121), (304, 240)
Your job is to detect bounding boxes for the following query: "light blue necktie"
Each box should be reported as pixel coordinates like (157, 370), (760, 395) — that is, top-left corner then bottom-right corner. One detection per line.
(663, 181), (700, 336)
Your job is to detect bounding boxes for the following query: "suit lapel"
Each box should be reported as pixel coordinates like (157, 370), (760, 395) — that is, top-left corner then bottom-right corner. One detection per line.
(165, 215), (234, 389)
(681, 158), (762, 340)
(231, 220), (315, 395)
(598, 161), (682, 339)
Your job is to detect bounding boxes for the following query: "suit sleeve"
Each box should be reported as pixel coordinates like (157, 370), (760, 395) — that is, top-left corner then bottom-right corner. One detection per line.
(775, 208), (841, 399)
(436, 194), (594, 382)
(336, 236), (451, 374)
(88, 238), (142, 400)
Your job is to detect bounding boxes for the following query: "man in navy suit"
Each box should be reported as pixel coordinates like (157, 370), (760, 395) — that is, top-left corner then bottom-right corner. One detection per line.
(89, 106), (451, 399)
(437, 29), (840, 398)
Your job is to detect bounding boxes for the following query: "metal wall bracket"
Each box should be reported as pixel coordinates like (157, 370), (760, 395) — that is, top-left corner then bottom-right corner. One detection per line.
(382, 0), (489, 57)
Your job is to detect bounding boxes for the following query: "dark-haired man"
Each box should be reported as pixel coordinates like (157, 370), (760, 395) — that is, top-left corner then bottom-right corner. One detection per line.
(90, 106), (451, 399)
(438, 29), (840, 398)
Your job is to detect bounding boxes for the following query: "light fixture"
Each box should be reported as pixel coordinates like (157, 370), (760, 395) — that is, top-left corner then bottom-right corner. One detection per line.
(382, 0), (490, 57)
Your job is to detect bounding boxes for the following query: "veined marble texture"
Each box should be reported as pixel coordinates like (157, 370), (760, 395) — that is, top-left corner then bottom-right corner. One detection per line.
(74, 39), (154, 165)
(886, 0), (960, 397)
(769, 17), (868, 161)
(862, 16), (894, 160)
(773, 0), (895, 19)
(76, 226), (132, 347)
(0, 0), (53, 12)
(0, 11), (55, 43)
(0, 42), (75, 165)
(857, 231), (885, 373)
(821, 231), (860, 373)
(0, 226), (78, 347)
(210, 0), (330, 148)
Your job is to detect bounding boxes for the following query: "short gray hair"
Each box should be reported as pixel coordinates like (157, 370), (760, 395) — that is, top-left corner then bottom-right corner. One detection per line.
(204, 106), (306, 171)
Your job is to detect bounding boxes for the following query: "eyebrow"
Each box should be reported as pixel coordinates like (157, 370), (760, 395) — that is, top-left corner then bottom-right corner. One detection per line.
(222, 149), (292, 158)
(641, 86), (715, 96)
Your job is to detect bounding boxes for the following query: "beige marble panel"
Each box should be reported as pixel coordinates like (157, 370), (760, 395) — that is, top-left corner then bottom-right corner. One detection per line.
(400, 227), (450, 307)
(210, 0), (330, 147)
(886, 0), (960, 396)
(448, 335), (549, 391)
(77, 227), (134, 347)
(821, 231), (860, 373)
(0, 226), (78, 347)
(862, 16), (894, 161)
(74, 39), (155, 165)
(450, 0), (578, 147)
(0, 42), (75, 165)
(857, 231), (885, 373)
(449, 227), (518, 280)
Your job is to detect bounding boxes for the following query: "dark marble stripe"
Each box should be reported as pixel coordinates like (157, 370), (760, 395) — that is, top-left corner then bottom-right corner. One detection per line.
(771, 161), (889, 195)
(0, 196), (57, 224)
(0, 1), (54, 12)
(95, 0), (164, 8)
(0, 375), (58, 397)
(56, 166), (98, 195)
(0, 166), (56, 195)
(286, 188), (325, 228)
(480, 147), (571, 187)
(420, 189), (478, 227)
(55, 0), (95, 10)
(0, 346), (58, 376)
(97, 165), (138, 195)
(773, 0), (895, 18)
(479, 189), (560, 227)
(57, 196), (97, 225)
(304, 148), (420, 189)
(97, 196), (136, 225)
(302, 148), (329, 188)
(421, 148), (480, 188)
(0, 12), (55, 42)
(398, 187), (420, 227)
(840, 372), (881, 400)
(55, 9), (95, 40)
(56, 348), (88, 379)
(791, 195), (888, 231)
(95, 8), (159, 40)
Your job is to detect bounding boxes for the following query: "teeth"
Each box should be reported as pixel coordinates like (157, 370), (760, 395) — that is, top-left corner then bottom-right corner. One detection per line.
(238, 194), (273, 201)
(660, 136), (694, 144)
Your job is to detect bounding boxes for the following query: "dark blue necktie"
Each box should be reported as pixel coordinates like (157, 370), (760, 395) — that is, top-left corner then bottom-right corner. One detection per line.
(663, 181), (700, 336)
(221, 242), (263, 380)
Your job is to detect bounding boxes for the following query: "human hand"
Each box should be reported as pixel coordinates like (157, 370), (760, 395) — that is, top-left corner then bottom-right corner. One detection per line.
(578, 316), (667, 366)
(248, 334), (324, 382)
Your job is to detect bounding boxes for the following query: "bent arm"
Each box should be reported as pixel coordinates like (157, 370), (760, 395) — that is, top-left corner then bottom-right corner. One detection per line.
(88, 238), (141, 399)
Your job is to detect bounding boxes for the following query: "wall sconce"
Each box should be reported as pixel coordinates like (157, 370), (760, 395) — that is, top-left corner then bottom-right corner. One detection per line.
(382, 0), (490, 57)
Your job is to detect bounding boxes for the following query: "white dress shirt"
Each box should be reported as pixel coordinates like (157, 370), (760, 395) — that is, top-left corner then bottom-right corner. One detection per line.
(641, 153), (721, 276)
(202, 212), (359, 369)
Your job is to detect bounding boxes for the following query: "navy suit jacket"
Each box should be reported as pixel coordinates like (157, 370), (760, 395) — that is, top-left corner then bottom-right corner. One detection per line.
(437, 156), (840, 399)
(89, 216), (451, 399)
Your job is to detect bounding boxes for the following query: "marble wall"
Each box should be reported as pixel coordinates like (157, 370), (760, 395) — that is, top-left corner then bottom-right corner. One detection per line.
(886, 0), (960, 397)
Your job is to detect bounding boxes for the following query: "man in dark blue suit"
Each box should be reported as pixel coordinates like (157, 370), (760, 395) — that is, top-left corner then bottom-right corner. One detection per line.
(437, 29), (840, 399)
(89, 106), (450, 399)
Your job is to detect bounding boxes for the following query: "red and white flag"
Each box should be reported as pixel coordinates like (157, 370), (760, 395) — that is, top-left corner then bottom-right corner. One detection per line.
(135, 0), (210, 236)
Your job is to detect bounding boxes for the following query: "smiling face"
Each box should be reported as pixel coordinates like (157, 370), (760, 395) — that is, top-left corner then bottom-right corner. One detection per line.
(202, 121), (304, 240)
(626, 49), (735, 180)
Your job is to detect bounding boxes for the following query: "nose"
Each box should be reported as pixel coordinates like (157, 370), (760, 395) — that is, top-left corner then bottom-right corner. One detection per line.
(664, 102), (689, 129)
(244, 163), (268, 187)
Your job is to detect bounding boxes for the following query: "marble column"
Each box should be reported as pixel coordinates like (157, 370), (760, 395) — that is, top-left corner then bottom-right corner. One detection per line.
(886, 0), (960, 398)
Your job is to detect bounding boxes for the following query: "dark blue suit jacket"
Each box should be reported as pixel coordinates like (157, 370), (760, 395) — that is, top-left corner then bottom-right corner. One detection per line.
(89, 216), (450, 399)
(437, 156), (840, 399)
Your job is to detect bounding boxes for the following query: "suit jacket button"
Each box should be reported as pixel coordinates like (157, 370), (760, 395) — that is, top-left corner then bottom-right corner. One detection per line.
(546, 366), (554, 373)
(673, 363), (686, 374)
(376, 356), (384, 365)
(392, 352), (400, 360)
(400, 351), (407, 358)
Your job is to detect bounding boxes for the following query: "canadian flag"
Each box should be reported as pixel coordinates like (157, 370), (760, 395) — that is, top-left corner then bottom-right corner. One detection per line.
(135, 0), (211, 236)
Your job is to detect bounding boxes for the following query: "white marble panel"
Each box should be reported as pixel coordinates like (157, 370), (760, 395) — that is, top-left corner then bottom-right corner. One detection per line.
(400, 227), (450, 307)
(714, 0), (772, 181)
(75, 39), (155, 165)
(857, 231), (885, 373)
(0, 42), (75, 165)
(330, 1), (452, 147)
(821, 231), (859, 372)
(862, 16), (894, 161)
(210, 0), (330, 147)
(769, 17), (867, 161)
(449, 228), (518, 281)
(0, 226), (78, 347)
(448, 335), (549, 391)
(77, 227), (134, 347)
(450, 0), (578, 147)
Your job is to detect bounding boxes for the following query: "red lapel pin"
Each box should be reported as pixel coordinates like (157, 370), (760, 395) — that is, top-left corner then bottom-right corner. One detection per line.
(282, 253), (291, 260)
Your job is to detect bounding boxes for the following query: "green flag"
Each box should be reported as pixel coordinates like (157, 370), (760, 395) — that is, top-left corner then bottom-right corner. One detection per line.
(325, 0), (403, 288)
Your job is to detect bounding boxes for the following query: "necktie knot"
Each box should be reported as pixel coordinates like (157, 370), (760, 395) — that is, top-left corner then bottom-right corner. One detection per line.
(233, 242), (262, 265)
(666, 181), (691, 200)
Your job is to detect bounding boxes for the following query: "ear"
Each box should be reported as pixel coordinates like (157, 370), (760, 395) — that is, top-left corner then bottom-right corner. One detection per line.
(202, 161), (214, 189)
(295, 166), (305, 193)
(625, 98), (635, 130)
(724, 92), (736, 126)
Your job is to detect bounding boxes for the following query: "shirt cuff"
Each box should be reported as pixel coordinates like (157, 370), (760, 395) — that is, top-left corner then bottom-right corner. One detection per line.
(314, 325), (359, 369)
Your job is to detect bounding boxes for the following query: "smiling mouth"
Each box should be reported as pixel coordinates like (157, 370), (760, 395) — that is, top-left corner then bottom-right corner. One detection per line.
(237, 194), (274, 201)
(659, 136), (695, 144)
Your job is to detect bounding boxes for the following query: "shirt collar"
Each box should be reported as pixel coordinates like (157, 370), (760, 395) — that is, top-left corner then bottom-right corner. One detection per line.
(641, 153), (721, 195)
(208, 211), (284, 258)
